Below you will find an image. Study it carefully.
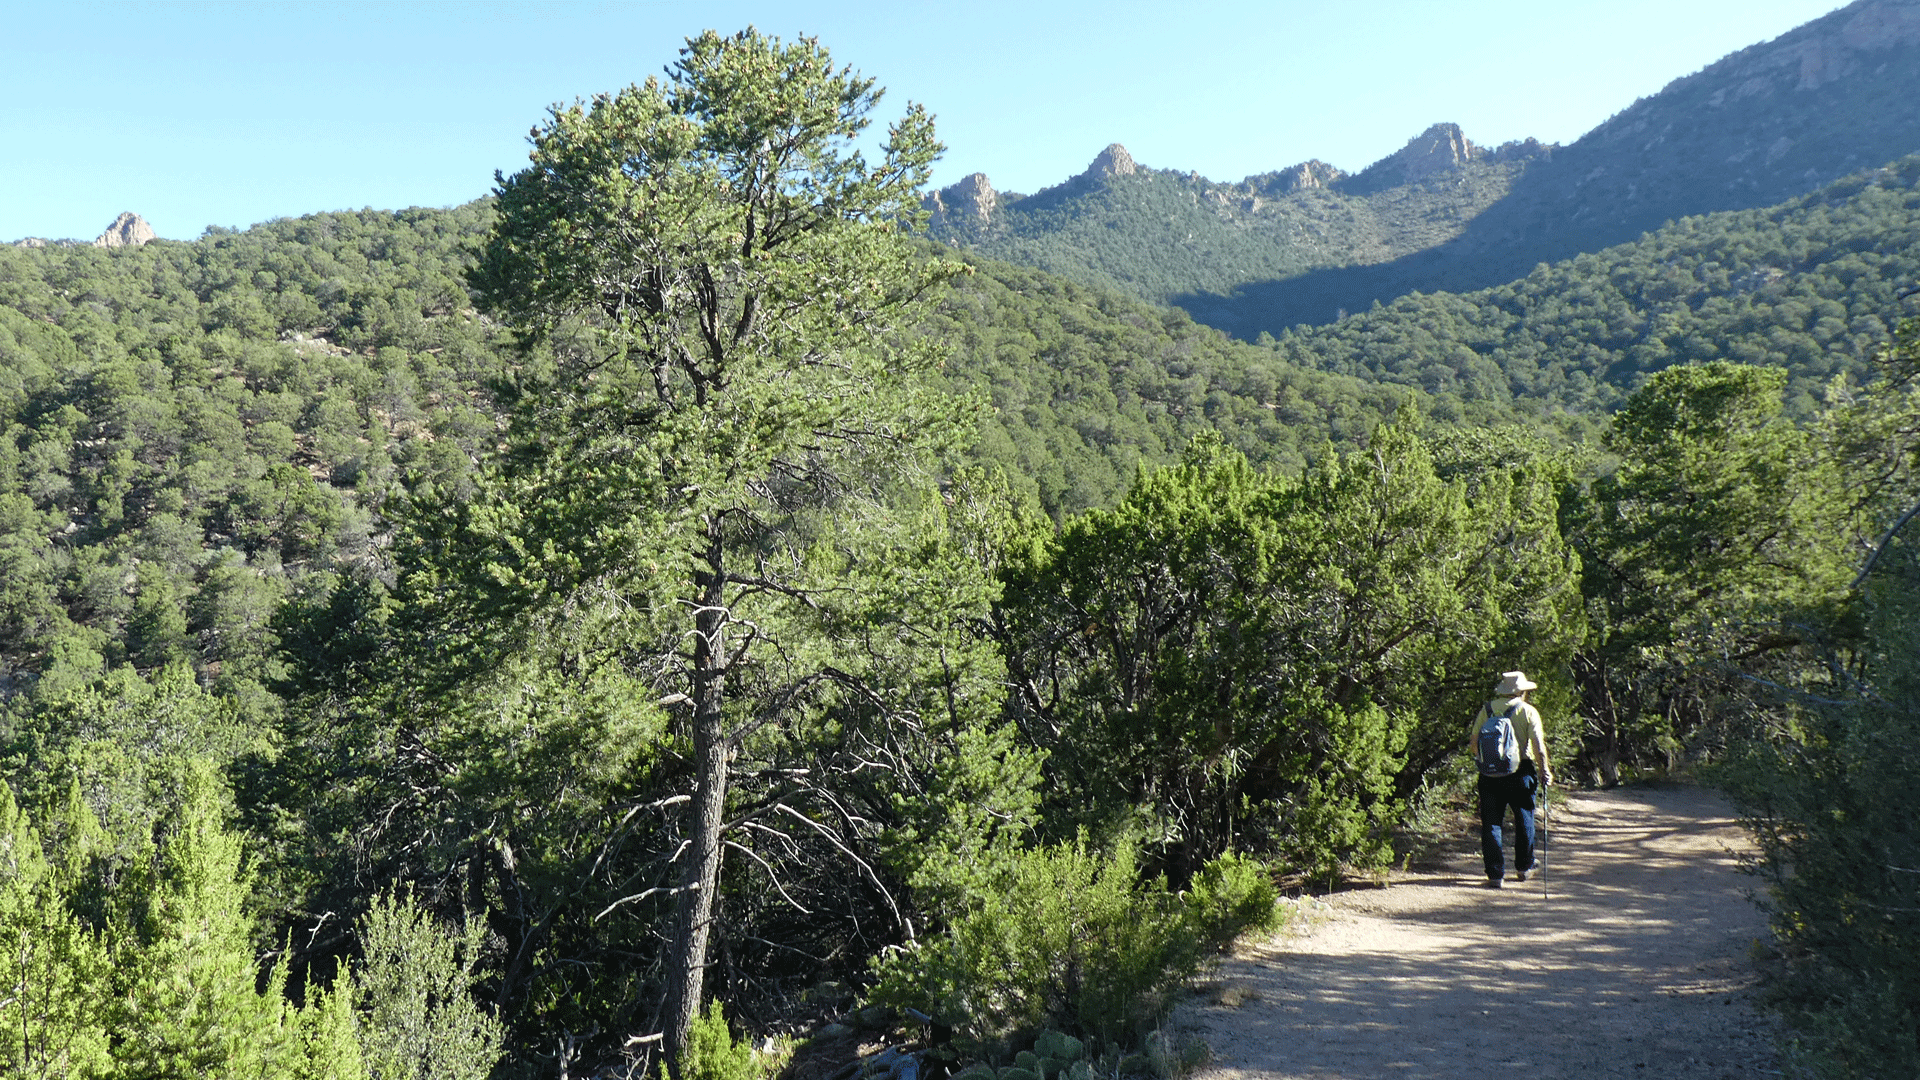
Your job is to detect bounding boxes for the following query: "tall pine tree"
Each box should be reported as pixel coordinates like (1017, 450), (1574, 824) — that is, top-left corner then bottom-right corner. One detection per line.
(0, 782), (110, 1080)
(108, 763), (287, 1079)
(463, 27), (992, 1068)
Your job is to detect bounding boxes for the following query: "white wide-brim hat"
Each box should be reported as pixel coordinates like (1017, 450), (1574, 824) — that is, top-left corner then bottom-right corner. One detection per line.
(1494, 670), (1538, 695)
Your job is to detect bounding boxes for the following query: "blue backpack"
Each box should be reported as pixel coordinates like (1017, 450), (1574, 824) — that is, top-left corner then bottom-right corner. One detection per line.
(1476, 704), (1523, 777)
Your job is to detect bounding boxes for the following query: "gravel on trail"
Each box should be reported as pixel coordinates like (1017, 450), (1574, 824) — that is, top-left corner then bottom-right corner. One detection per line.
(1177, 783), (1781, 1080)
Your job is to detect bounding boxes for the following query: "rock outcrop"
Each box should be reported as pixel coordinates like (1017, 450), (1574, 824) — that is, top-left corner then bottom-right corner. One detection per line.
(1337, 122), (1483, 194)
(1249, 160), (1347, 195)
(1557, 0), (1920, 221)
(1489, 138), (1553, 164)
(923, 172), (998, 228)
(1685, 0), (1920, 101)
(93, 212), (155, 248)
(1081, 144), (1138, 182)
(1386, 123), (1477, 182)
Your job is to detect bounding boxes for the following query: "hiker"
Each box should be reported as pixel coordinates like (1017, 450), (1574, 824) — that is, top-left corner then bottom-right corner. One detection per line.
(1466, 670), (1554, 889)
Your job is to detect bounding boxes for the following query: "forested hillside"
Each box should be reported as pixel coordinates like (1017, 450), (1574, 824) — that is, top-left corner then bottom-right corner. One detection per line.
(0, 204), (509, 709)
(926, 136), (1535, 315)
(922, 254), (1416, 513)
(0, 197), (1420, 726)
(3, 23), (1920, 1080)
(1266, 155), (1920, 418)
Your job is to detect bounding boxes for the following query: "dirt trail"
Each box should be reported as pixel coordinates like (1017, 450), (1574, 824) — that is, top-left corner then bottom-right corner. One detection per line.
(1176, 784), (1780, 1080)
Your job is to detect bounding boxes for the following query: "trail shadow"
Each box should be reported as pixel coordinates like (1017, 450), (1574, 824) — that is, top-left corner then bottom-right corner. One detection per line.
(1185, 786), (1776, 1080)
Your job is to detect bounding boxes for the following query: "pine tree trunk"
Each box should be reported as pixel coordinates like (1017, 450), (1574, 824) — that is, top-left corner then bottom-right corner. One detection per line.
(663, 547), (730, 1079)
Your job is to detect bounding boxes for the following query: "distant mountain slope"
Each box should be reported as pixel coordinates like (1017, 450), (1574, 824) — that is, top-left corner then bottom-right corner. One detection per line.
(931, 0), (1920, 339)
(926, 130), (1544, 315)
(922, 252), (1423, 515)
(1268, 155), (1920, 419)
(1223, 0), (1920, 334)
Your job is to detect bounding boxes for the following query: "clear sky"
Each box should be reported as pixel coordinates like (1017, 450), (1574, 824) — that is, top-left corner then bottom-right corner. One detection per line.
(3, 0), (1850, 242)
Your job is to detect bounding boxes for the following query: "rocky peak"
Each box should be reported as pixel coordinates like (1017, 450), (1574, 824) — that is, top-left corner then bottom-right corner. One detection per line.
(93, 212), (155, 248)
(1252, 159), (1347, 195)
(1336, 123), (1481, 195)
(1387, 123), (1477, 182)
(1082, 144), (1138, 182)
(923, 172), (999, 227)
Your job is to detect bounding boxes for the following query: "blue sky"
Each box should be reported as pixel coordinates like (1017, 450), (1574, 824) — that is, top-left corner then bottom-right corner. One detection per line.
(3, 0), (1848, 242)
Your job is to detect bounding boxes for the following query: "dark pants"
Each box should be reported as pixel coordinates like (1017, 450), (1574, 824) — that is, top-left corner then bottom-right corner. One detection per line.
(1477, 765), (1538, 881)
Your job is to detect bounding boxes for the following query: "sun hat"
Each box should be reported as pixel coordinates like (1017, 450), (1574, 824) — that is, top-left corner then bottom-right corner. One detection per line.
(1494, 670), (1538, 696)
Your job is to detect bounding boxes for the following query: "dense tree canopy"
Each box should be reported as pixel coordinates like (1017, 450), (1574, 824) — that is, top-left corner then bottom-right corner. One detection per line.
(995, 419), (1582, 879)
(2, 26), (1919, 1079)
(1267, 157), (1920, 421)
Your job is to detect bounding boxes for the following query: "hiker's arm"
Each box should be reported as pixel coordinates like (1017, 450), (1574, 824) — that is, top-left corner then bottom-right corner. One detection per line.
(1526, 707), (1553, 784)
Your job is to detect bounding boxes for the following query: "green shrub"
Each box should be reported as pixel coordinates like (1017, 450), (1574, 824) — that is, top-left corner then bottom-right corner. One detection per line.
(1182, 853), (1280, 951)
(870, 838), (1275, 1049)
(1718, 581), (1920, 1074)
(355, 891), (502, 1080)
(674, 1001), (759, 1080)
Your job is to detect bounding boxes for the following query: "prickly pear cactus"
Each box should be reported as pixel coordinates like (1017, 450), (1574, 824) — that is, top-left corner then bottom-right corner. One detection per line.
(1034, 1031), (1086, 1063)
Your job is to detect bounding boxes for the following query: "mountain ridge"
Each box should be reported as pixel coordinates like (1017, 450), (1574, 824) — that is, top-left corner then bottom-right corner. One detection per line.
(928, 0), (1920, 338)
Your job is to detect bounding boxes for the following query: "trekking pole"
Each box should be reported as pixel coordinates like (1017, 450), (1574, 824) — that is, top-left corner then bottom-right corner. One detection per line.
(1539, 780), (1549, 901)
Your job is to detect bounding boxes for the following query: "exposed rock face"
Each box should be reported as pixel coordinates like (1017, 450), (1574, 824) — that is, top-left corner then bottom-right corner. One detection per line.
(1338, 123), (1483, 194)
(1386, 123), (1477, 182)
(1489, 138), (1553, 164)
(1688, 0), (1920, 95)
(923, 172), (998, 228)
(93, 212), (155, 248)
(15, 237), (47, 248)
(919, 0), (1920, 339)
(1646, 0), (1920, 113)
(1567, 0), (1920, 213)
(1082, 143), (1138, 181)
(1252, 159), (1347, 195)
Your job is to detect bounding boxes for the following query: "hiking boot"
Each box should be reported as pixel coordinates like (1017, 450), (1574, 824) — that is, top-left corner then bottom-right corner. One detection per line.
(1514, 871), (1528, 882)
(1486, 878), (1503, 889)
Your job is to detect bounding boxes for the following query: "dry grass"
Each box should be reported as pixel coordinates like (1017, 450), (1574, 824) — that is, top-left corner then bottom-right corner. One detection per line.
(1193, 981), (1260, 1008)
